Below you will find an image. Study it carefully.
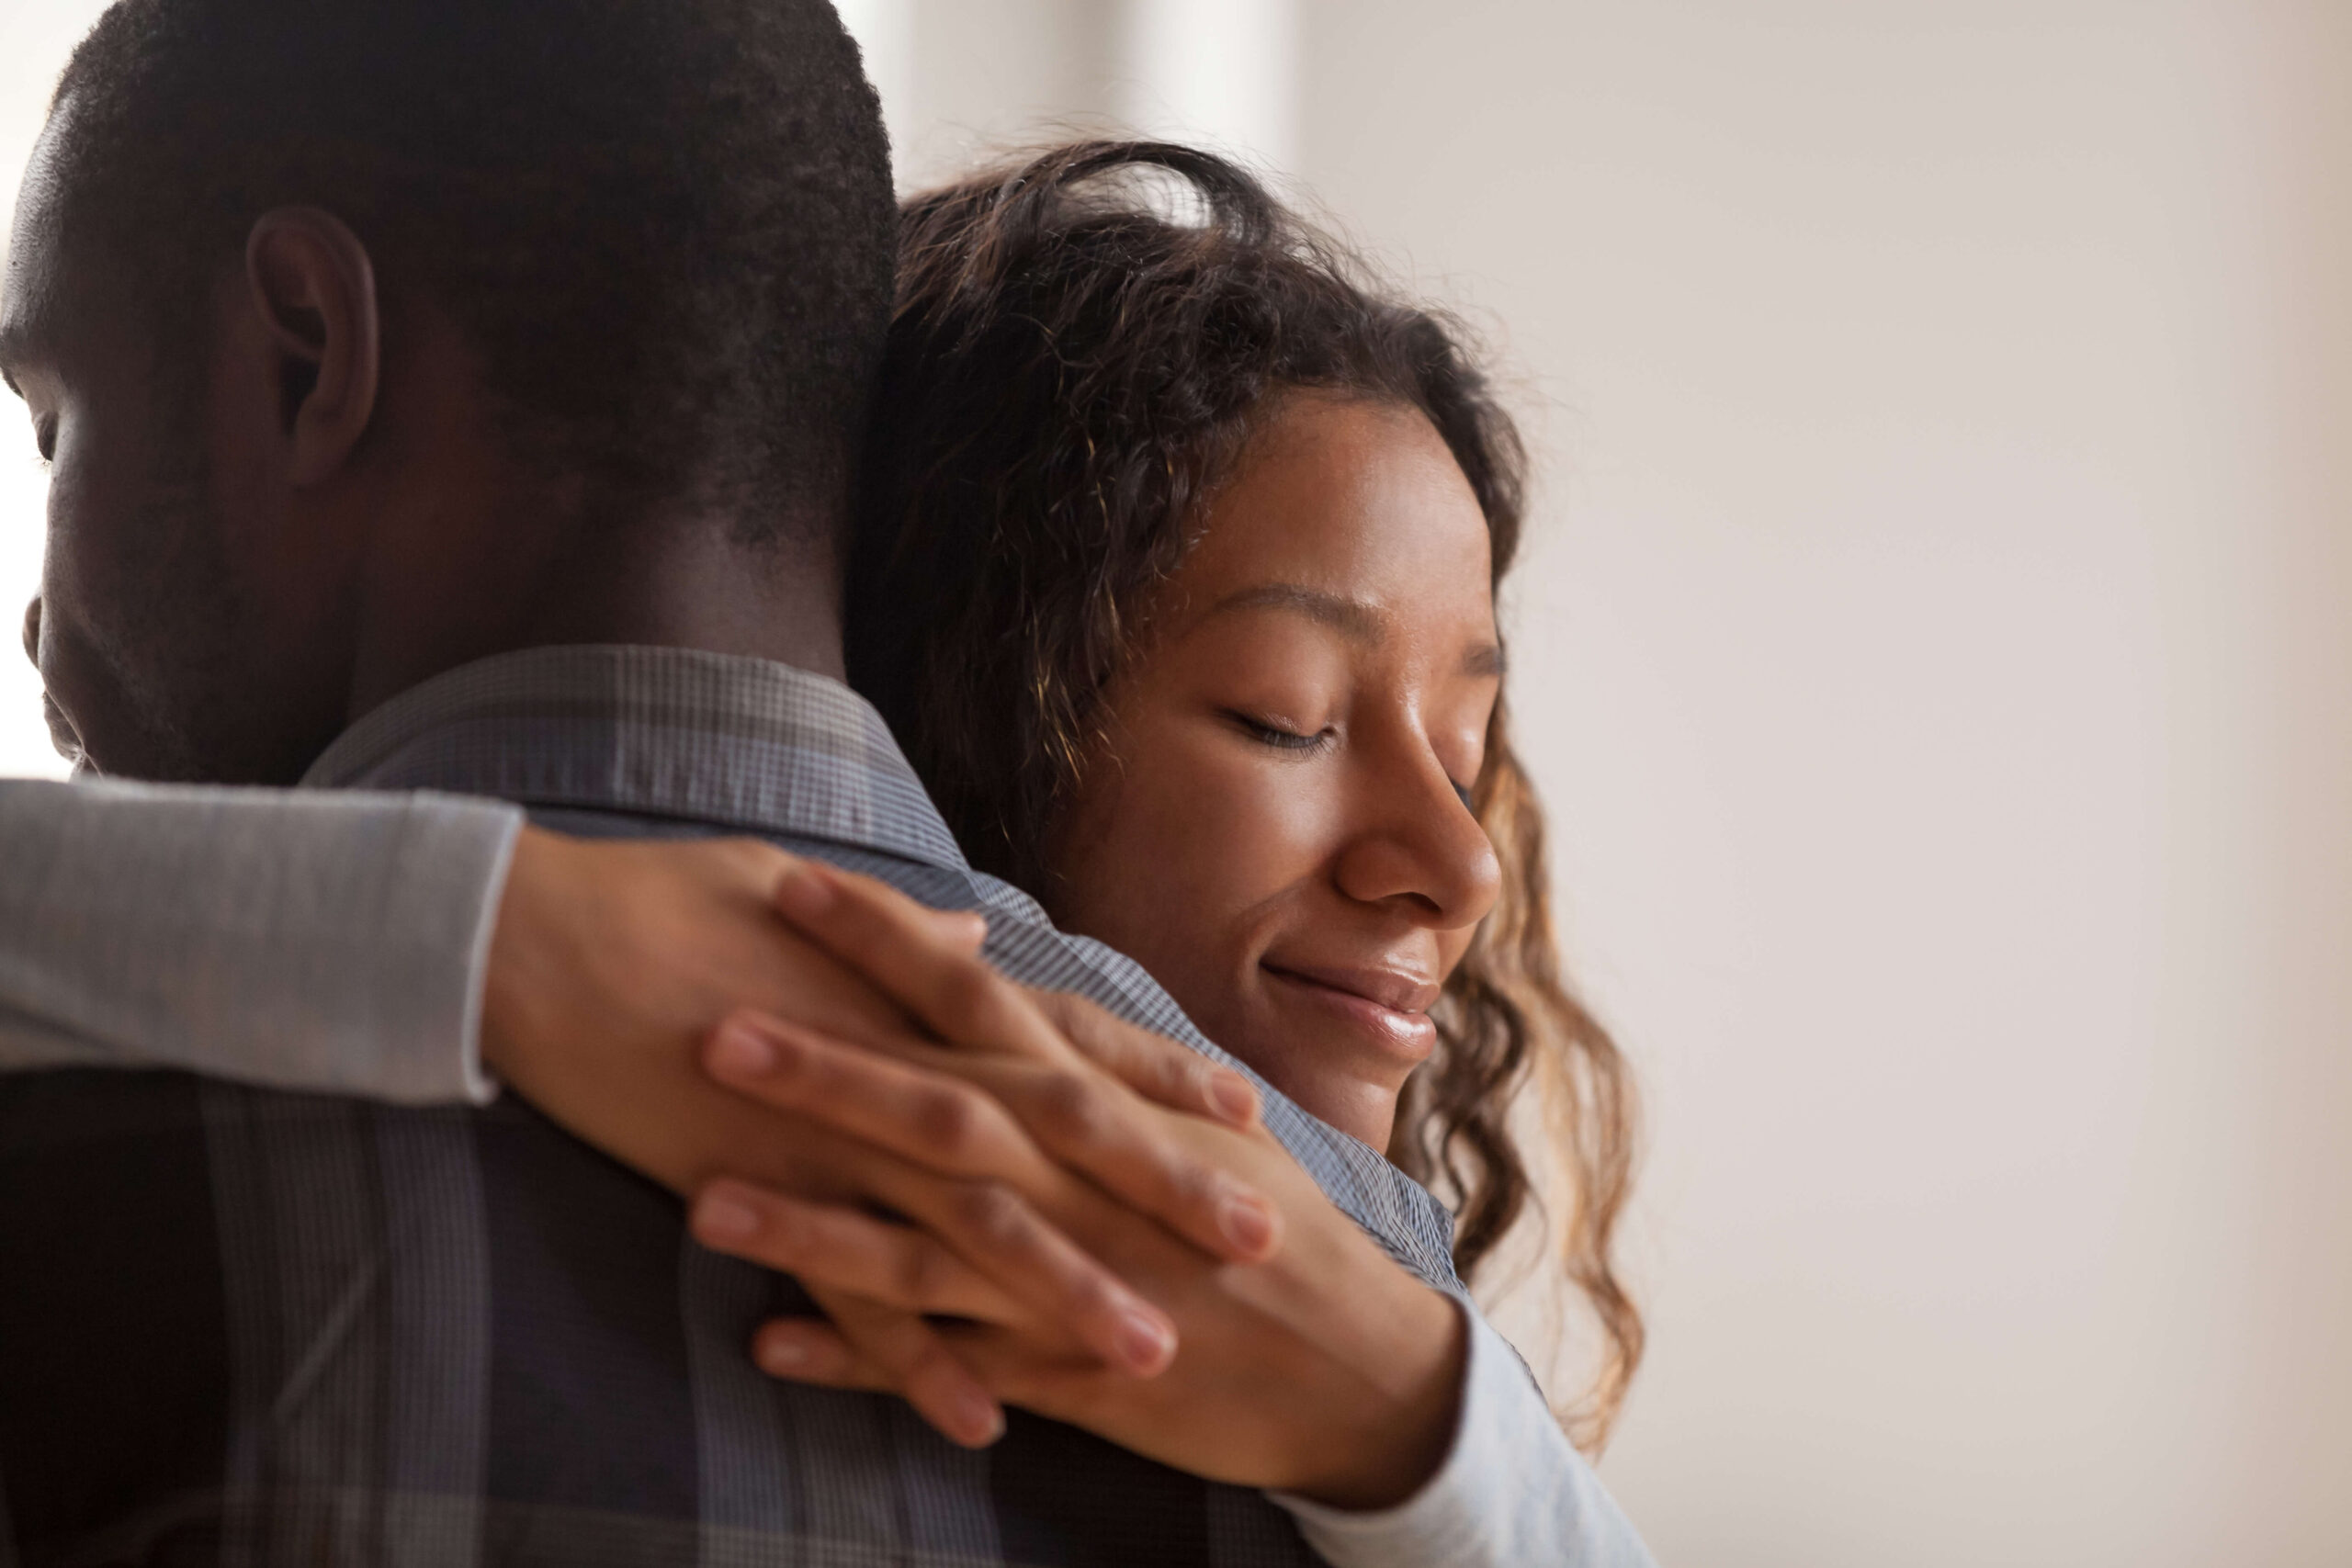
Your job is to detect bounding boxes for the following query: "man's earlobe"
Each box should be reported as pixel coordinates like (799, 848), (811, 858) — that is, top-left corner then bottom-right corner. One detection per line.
(244, 208), (381, 487)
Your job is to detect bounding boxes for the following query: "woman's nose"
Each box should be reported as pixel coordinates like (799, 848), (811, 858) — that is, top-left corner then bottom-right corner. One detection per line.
(1330, 750), (1502, 931)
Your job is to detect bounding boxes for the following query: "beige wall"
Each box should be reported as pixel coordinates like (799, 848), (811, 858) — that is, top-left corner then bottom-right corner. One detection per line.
(1293, 5), (2352, 1562)
(0, 4), (2344, 1561)
(0, 2), (97, 780)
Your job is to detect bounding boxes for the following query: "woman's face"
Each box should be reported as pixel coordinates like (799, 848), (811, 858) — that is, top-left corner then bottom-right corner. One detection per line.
(1045, 394), (1504, 1148)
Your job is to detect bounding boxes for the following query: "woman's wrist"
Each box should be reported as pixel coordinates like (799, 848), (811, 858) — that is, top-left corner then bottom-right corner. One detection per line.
(479, 824), (569, 1085)
(1282, 1282), (1469, 1511)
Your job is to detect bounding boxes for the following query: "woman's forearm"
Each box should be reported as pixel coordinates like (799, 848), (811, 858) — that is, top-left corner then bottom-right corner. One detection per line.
(1272, 1304), (1658, 1568)
(0, 778), (519, 1101)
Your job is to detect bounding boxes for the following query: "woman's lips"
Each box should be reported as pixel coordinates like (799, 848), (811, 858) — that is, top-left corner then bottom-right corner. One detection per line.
(1259, 961), (1440, 1062)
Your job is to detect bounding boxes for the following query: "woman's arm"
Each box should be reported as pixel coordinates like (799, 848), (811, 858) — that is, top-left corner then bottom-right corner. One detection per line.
(0, 781), (1282, 1385)
(695, 1000), (1656, 1565)
(1272, 1308), (1657, 1568)
(0, 777), (520, 1100)
(686, 865), (1659, 1566)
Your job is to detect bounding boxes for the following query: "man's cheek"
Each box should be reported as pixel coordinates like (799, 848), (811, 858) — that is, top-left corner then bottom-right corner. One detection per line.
(40, 686), (83, 766)
(35, 614), (101, 766)
(37, 460), (135, 675)
(19, 596), (79, 765)
(32, 558), (136, 777)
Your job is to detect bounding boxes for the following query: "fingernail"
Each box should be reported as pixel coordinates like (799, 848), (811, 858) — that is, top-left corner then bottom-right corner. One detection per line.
(1114, 1307), (1175, 1373)
(695, 1190), (760, 1243)
(937, 909), (989, 949)
(707, 1021), (776, 1080)
(758, 1333), (808, 1373)
(1220, 1192), (1276, 1257)
(774, 863), (836, 920)
(1207, 1070), (1259, 1126)
(951, 1391), (1005, 1447)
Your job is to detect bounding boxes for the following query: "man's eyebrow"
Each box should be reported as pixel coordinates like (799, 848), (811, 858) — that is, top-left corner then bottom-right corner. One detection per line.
(1202, 582), (1388, 643)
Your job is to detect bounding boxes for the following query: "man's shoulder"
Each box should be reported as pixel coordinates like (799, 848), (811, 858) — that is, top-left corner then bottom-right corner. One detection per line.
(779, 839), (1468, 1294)
(728, 831), (1207, 1044)
(524, 806), (1465, 1292)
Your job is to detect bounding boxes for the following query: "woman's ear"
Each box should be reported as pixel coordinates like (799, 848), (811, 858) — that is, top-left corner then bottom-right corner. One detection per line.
(243, 207), (380, 487)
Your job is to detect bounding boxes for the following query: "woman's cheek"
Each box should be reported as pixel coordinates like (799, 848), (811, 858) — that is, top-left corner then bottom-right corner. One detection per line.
(1159, 735), (1333, 898)
(1069, 728), (1319, 961)
(1435, 925), (1479, 987)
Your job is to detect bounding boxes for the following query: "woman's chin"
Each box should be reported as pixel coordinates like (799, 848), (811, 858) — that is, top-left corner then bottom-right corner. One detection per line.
(1231, 984), (1421, 1148)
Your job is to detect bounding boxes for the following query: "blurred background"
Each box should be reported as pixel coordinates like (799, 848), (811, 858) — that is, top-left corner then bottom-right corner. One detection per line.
(3, 2), (2348, 1562)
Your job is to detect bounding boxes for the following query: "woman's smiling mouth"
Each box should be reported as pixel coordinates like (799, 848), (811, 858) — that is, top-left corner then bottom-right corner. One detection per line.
(1259, 960), (1441, 1062)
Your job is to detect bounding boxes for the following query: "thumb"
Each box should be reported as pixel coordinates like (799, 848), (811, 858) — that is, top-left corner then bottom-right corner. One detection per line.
(927, 907), (990, 953)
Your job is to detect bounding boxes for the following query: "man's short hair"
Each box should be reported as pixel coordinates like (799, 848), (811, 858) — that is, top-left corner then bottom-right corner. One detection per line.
(51, 0), (895, 540)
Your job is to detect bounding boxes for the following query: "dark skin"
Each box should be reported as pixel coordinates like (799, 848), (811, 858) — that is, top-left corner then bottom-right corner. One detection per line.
(699, 864), (1470, 1508)
(4, 98), (1470, 1503)
(11, 150), (846, 784)
(1046, 396), (1504, 1148)
(689, 398), (1498, 1504)
(19, 597), (77, 764)
(1, 102), (1256, 1433)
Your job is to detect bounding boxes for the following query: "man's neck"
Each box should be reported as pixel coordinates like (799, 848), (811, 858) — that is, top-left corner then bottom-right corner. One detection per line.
(341, 500), (848, 735)
(518, 516), (849, 682)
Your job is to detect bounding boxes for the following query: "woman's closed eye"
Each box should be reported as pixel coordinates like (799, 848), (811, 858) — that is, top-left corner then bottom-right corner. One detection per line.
(1224, 709), (1333, 754)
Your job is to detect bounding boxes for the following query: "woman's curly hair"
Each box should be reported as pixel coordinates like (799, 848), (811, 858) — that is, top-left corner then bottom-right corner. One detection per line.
(846, 141), (1643, 1445)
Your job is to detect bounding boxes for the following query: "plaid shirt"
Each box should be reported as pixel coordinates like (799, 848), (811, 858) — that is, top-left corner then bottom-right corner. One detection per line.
(0, 646), (1463, 1568)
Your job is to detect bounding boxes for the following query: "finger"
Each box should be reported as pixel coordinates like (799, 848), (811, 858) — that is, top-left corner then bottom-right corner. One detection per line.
(933, 908), (990, 953)
(751, 1315), (891, 1389)
(689, 1179), (1024, 1322)
(707, 1010), (1280, 1263)
(704, 1012), (1056, 1185)
(752, 1315), (1099, 1416)
(771, 862), (1077, 1066)
(877, 1167), (1177, 1378)
(758, 869), (1277, 1258)
(968, 1055), (1280, 1263)
(1029, 988), (1261, 1131)
(762, 1295), (1004, 1448)
(695, 1021), (1178, 1372)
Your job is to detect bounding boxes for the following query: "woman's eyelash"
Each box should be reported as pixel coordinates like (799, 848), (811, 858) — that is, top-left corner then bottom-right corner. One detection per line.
(1227, 710), (1330, 752)
(1453, 779), (1476, 811)
(33, 419), (55, 466)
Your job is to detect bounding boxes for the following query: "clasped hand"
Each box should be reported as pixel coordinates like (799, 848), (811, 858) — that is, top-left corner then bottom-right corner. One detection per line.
(481, 830), (1464, 1511)
(693, 860), (1468, 1510)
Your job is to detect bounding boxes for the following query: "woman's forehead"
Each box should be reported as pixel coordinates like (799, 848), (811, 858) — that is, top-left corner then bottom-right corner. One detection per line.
(1181, 396), (1495, 625)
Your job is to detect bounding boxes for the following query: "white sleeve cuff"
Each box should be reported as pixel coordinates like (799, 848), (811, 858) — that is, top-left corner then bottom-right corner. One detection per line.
(431, 794), (524, 1104)
(1269, 1302), (1657, 1568)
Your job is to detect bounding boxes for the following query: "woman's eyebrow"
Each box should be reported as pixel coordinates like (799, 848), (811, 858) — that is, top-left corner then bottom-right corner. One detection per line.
(1465, 642), (1507, 678)
(1204, 582), (1387, 643)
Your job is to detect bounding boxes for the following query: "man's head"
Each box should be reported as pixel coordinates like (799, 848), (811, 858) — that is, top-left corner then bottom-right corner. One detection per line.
(5, 0), (894, 783)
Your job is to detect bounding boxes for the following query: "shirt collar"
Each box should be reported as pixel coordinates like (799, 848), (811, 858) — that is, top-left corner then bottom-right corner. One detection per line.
(302, 644), (969, 870)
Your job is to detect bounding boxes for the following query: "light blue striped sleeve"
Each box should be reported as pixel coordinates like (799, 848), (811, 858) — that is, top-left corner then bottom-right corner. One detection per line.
(0, 778), (521, 1103)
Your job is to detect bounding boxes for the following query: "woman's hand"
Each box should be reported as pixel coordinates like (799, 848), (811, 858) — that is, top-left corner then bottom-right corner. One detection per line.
(697, 863), (1473, 1508)
(481, 829), (1281, 1420)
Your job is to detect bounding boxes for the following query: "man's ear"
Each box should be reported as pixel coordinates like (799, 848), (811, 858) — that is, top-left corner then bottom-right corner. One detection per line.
(243, 208), (381, 487)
